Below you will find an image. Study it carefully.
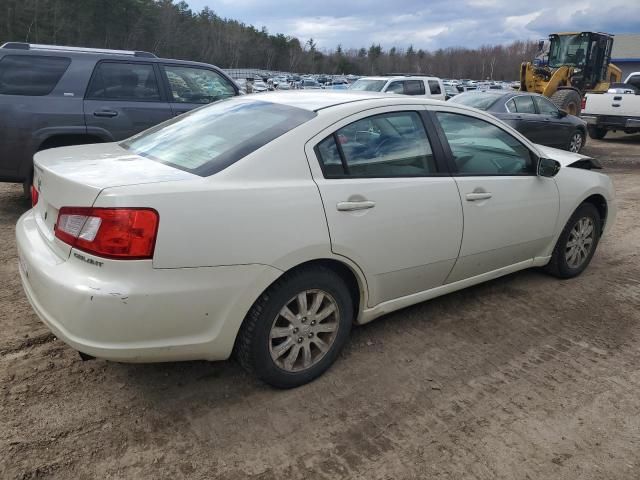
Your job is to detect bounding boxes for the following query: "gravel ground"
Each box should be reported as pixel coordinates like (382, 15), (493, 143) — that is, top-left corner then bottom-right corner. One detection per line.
(1, 134), (639, 479)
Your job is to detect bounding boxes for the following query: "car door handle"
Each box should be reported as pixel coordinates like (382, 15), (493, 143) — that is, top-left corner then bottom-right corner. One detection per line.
(465, 192), (492, 201)
(336, 200), (376, 211)
(93, 110), (118, 118)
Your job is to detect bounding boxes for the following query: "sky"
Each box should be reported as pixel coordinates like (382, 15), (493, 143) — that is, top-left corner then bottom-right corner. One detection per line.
(187, 0), (640, 51)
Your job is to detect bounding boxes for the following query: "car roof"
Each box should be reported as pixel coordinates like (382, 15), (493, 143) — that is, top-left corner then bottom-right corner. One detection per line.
(246, 91), (446, 112)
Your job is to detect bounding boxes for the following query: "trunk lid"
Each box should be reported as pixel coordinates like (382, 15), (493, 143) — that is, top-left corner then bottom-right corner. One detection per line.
(32, 142), (195, 259)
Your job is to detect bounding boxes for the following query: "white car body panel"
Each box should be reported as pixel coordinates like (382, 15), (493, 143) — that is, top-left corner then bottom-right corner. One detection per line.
(16, 93), (616, 363)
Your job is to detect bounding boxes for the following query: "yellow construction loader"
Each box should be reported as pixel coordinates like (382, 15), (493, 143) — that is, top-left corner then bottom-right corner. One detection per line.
(520, 32), (622, 115)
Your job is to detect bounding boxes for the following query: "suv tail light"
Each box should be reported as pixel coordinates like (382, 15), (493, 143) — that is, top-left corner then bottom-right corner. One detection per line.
(31, 184), (39, 207)
(55, 207), (159, 259)
(581, 96), (587, 110)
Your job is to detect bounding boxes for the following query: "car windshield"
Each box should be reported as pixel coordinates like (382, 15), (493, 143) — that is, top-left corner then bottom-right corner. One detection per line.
(448, 92), (502, 110)
(349, 79), (387, 92)
(548, 34), (590, 68)
(121, 99), (316, 176)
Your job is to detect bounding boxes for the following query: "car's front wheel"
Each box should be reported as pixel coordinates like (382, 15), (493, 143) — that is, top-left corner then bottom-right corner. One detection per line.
(235, 266), (353, 388)
(568, 130), (585, 153)
(545, 203), (601, 278)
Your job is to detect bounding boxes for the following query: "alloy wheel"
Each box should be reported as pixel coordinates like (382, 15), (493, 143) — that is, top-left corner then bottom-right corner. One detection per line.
(569, 132), (583, 153)
(269, 289), (340, 372)
(565, 216), (595, 268)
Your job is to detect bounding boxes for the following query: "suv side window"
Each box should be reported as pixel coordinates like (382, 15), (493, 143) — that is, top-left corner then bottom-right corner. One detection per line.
(0, 55), (70, 96)
(436, 112), (535, 175)
(428, 80), (442, 95)
(386, 81), (404, 94)
(627, 74), (640, 90)
(316, 111), (436, 178)
(163, 65), (236, 104)
(86, 62), (161, 101)
(404, 80), (425, 95)
(512, 95), (536, 114)
(533, 96), (559, 115)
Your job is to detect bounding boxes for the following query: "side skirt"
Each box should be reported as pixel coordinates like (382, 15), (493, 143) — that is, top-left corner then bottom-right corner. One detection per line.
(357, 256), (551, 325)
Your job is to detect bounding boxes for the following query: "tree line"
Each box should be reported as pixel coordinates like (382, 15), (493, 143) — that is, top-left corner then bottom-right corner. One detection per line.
(1, 0), (538, 79)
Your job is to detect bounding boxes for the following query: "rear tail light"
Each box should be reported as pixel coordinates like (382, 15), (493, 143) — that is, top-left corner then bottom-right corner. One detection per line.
(581, 96), (586, 110)
(31, 184), (39, 207)
(55, 207), (159, 259)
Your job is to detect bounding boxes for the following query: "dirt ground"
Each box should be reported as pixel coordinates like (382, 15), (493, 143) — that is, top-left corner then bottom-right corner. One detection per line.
(1, 133), (639, 480)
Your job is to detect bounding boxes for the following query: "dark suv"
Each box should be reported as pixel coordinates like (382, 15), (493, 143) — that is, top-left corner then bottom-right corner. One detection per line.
(0, 42), (239, 194)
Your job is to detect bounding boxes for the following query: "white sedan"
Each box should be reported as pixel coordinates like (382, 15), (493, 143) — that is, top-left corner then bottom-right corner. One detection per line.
(17, 92), (615, 388)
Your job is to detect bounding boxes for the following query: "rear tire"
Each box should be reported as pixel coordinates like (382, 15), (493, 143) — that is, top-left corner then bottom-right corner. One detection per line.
(587, 125), (607, 140)
(550, 89), (582, 116)
(235, 266), (353, 388)
(545, 203), (601, 279)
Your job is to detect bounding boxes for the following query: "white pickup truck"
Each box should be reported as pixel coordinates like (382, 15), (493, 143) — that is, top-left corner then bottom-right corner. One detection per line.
(582, 72), (640, 139)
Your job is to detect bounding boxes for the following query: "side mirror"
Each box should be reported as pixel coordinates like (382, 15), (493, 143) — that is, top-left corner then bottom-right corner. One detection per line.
(558, 109), (568, 118)
(538, 157), (561, 177)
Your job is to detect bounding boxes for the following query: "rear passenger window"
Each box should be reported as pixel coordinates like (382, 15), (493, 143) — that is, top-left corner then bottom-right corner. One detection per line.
(404, 80), (425, 95)
(315, 111), (436, 178)
(86, 62), (160, 101)
(512, 96), (536, 114)
(386, 81), (404, 94)
(428, 80), (442, 95)
(505, 99), (516, 112)
(0, 55), (70, 96)
(627, 75), (640, 90)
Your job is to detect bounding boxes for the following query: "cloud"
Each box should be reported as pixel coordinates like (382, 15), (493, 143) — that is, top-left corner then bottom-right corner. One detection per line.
(186, 0), (640, 50)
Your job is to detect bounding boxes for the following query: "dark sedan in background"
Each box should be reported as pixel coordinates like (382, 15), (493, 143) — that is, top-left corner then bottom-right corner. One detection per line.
(448, 91), (587, 152)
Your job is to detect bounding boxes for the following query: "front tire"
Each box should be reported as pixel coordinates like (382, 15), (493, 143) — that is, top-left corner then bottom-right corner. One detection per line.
(567, 130), (585, 153)
(545, 203), (601, 279)
(235, 266), (353, 388)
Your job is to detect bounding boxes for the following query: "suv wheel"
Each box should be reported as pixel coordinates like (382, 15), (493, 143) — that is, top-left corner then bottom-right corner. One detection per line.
(235, 266), (353, 388)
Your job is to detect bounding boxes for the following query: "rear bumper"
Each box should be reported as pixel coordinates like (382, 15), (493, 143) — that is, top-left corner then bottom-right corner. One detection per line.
(582, 114), (640, 129)
(16, 210), (281, 362)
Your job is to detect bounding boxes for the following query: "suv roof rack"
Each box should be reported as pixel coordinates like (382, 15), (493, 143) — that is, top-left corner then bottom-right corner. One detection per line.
(0, 42), (157, 58)
(384, 73), (434, 77)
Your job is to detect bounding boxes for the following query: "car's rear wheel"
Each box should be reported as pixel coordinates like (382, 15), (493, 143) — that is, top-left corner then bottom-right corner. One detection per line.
(235, 266), (353, 388)
(587, 126), (607, 140)
(545, 203), (601, 278)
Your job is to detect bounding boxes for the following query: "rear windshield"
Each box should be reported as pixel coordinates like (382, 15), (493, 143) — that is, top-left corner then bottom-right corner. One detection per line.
(448, 92), (502, 110)
(0, 55), (70, 96)
(121, 99), (316, 176)
(349, 79), (387, 92)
